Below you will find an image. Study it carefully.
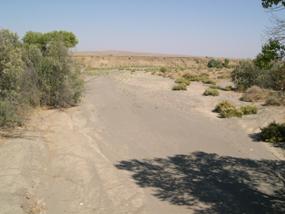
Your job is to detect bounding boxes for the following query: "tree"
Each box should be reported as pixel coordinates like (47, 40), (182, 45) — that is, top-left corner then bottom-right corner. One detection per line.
(0, 30), (24, 99)
(262, 0), (285, 9)
(23, 31), (78, 51)
(254, 39), (285, 69)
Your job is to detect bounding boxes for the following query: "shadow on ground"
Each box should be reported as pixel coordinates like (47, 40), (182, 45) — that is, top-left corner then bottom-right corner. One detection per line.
(115, 152), (285, 214)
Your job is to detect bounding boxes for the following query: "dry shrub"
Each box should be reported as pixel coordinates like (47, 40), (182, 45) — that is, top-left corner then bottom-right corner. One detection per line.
(240, 86), (269, 102)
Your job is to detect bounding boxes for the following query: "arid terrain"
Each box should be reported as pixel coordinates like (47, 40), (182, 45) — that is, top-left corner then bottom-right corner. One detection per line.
(0, 53), (284, 214)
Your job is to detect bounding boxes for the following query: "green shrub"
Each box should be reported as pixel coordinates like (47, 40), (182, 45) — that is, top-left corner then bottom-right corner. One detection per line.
(160, 67), (168, 73)
(202, 79), (216, 85)
(172, 83), (187, 91)
(223, 59), (230, 68)
(208, 59), (223, 69)
(182, 73), (209, 82)
(260, 122), (285, 143)
(240, 86), (269, 102)
(203, 88), (219, 96)
(231, 61), (259, 91)
(0, 100), (22, 127)
(175, 77), (191, 86)
(232, 57), (285, 92)
(254, 39), (285, 70)
(213, 101), (243, 118)
(240, 105), (258, 115)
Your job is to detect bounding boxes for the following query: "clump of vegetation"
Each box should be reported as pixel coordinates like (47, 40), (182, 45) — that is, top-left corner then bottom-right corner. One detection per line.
(0, 29), (83, 127)
(160, 67), (168, 73)
(264, 93), (285, 106)
(182, 73), (209, 82)
(207, 59), (223, 69)
(202, 79), (216, 85)
(175, 77), (191, 86)
(240, 105), (258, 115)
(240, 86), (269, 102)
(213, 101), (257, 118)
(203, 88), (219, 96)
(207, 58), (230, 69)
(260, 122), (285, 144)
(232, 40), (285, 92)
(172, 83), (187, 91)
(213, 101), (243, 118)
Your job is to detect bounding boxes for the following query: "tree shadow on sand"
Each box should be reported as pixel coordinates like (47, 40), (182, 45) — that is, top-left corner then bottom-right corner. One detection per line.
(115, 152), (285, 214)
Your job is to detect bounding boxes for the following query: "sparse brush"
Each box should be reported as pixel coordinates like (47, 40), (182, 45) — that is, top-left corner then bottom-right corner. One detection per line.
(264, 93), (285, 106)
(220, 85), (235, 91)
(160, 67), (168, 73)
(240, 105), (258, 115)
(260, 122), (285, 144)
(175, 77), (191, 86)
(182, 73), (209, 82)
(203, 88), (219, 96)
(202, 79), (216, 85)
(240, 86), (269, 102)
(213, 101), (243, 118)
(172, 83), (187, 91)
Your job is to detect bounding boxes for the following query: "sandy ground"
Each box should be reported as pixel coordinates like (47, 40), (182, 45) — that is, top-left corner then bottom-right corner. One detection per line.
(0, 71), (284, 214)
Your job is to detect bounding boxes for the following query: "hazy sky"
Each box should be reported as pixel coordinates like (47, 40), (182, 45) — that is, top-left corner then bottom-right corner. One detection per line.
(0, 0), (279, 58)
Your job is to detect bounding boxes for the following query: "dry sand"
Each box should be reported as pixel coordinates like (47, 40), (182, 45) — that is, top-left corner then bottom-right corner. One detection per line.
(0, 71), (284, 214)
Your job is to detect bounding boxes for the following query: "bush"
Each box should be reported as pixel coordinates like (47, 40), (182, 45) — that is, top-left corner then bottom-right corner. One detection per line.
(0, 100), (22, 127)
(223, 59), (230, 68)
(36, 41), (83, 107)
(240, 86), (269, 102)
(203, 88), (219, 96)
(175, 77), (191, 86)
(260, 122), (285, 143)
(172, 83), (187, 91)
(160, 67), (168, 73)
(0, 29), (83, 127)
(232, 57), (285, 92)
(231, 61), (259, 91)
(264, 93), (284, 106)
(213, 101), (243, 118)
(182, 73), (209, 82)
(240, 105), (258, 115)
(202, 79), (216, 85)
(208, 59), (223, 69)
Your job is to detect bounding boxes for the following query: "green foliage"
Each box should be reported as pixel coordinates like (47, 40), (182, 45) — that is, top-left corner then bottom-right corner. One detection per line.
(213, 101), (243, 118)
(202, 79), (216, 85)
(207, 59), (223, 69)
(160, 67), (168, 73)
(0, 30), (24, 99)
(182, 73), (209, 82)
(175, 77), (191, 86)
(203, 88), (219, 96)
(231, 61), (259, 91)
(223, 59), (230, 68)
(0, 100), (22, 127)
(254, 39), (285, 69)
(172, 83), (187, 91)
(240, 105), (258, 115)
(262, 0), (285, 8)
(0, 29), (83, 127)
(23, 31), (78, 51)
(260, 122), (285, 144)
(37, 41), (83, 107)
(232, 60), (285, 91)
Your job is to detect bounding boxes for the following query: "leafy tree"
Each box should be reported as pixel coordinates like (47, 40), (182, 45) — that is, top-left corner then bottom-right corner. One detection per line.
(254, 39), (285, 69)
(262, 0), (285, 8)
(23, 31), (78, 51)
(0, 30), (24, 99)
